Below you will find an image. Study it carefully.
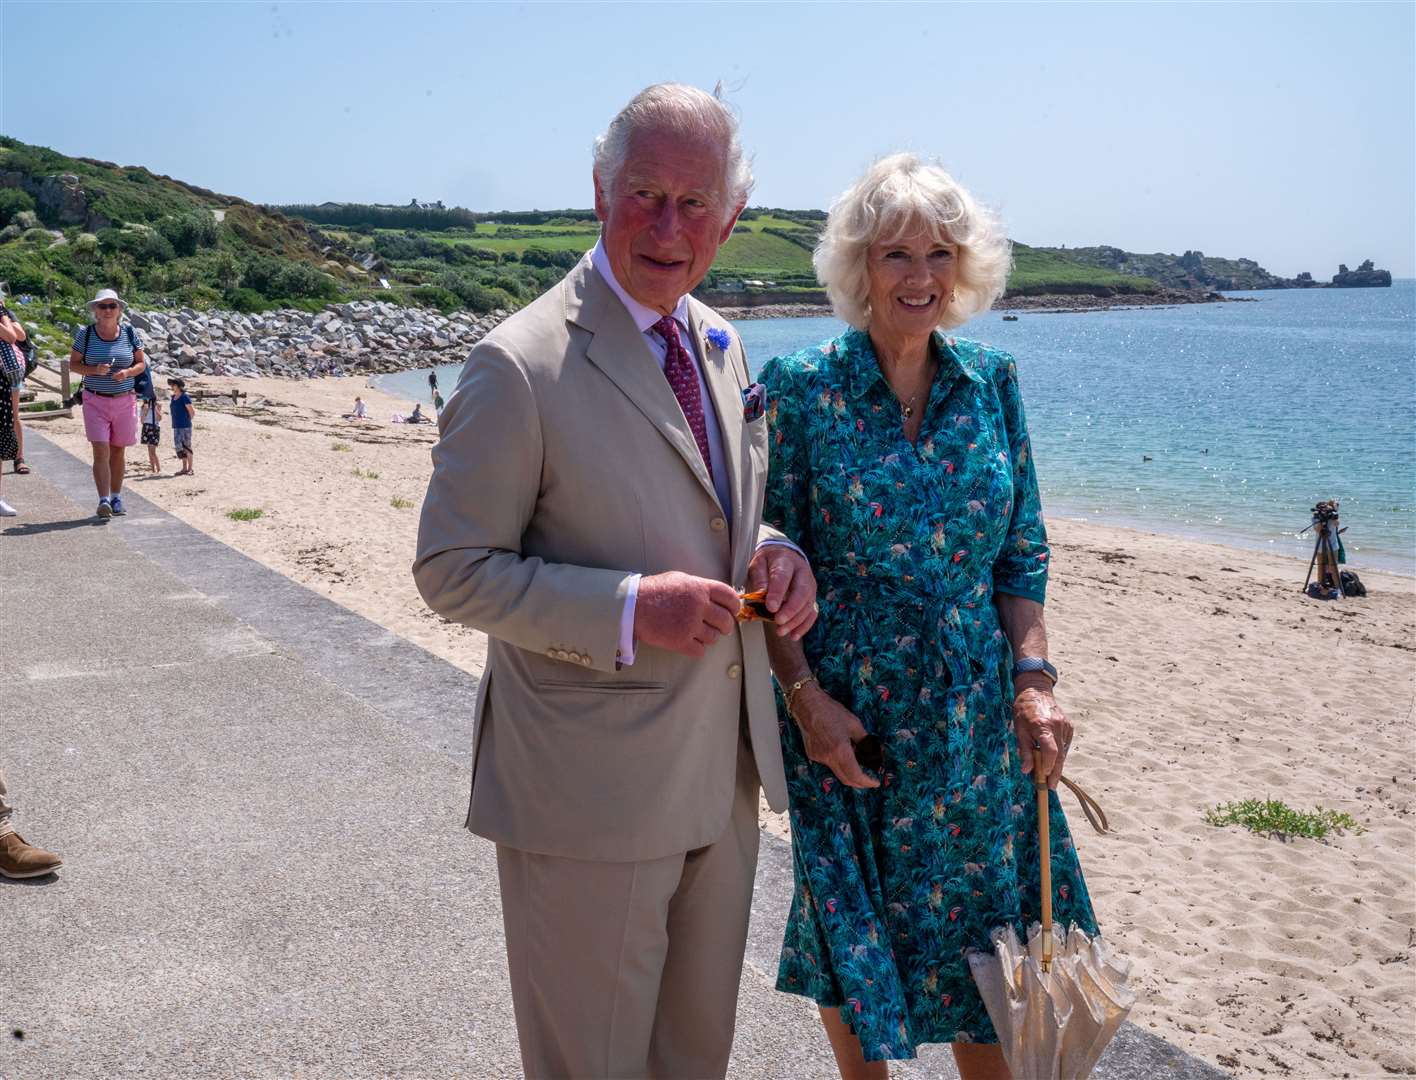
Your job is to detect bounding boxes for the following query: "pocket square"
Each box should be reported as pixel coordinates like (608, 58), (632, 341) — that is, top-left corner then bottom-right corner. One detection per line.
(742, 382), (766, 423)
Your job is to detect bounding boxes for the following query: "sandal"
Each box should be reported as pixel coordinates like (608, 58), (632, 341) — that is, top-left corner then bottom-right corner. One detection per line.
(13, 458), (29, 475)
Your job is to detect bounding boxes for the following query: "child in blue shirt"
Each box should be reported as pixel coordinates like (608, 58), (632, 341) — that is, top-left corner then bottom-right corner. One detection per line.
(167, 378), (195, 476)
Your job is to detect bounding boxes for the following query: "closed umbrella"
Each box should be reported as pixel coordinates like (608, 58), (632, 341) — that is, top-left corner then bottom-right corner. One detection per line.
(967, 767), (1134, 1079)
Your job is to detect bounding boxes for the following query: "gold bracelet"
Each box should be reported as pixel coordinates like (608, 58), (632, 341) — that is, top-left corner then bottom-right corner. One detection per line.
(783, 674), (819, 717)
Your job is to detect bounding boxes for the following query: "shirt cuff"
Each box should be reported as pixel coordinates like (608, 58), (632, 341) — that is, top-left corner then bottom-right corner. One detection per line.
(617, 573), (641, 667)
(756, 538), (807, 561)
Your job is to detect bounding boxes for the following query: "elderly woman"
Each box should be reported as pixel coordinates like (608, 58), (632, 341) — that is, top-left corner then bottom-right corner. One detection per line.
(759, 154), (1098, 1080)
(69, 288), (147, 518)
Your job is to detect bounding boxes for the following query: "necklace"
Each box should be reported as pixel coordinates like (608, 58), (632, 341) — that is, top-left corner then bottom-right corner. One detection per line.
(897, 360), (937, 420)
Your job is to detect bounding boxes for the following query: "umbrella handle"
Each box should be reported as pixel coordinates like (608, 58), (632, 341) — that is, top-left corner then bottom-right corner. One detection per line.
(1035, 751), (1053, 973)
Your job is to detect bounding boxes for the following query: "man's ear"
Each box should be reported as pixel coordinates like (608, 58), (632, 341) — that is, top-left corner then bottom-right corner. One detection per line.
(718, 201), (747, 245)
(593, 171), (610, 222)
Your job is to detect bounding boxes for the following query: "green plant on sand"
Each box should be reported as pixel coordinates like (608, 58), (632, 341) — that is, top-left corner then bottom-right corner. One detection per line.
(226, 507), (265, 522)
(389, 496), (413, 509)
(1203, 799), (1363, 842)
(331, 442), (351, 452)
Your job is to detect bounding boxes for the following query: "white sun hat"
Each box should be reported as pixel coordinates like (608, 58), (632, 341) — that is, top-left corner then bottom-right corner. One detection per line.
(86, 288), (128, 313)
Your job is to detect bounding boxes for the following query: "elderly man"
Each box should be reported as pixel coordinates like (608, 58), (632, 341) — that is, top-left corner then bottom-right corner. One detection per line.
(414, 84), (816, 1078)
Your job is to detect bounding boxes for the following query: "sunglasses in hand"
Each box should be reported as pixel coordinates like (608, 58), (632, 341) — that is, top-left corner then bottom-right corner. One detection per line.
(853, 733), (885, 774)
(736, 588), (775, 623)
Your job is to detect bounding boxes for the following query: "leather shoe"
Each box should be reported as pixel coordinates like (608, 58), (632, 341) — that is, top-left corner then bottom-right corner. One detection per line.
(0, 832), (63, 879)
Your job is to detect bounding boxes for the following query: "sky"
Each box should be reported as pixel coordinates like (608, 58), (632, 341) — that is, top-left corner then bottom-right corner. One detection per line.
(2, 1), (1413, 278)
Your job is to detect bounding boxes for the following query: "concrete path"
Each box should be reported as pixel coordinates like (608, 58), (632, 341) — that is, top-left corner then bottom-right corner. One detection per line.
(2, 432), (1226, 1079)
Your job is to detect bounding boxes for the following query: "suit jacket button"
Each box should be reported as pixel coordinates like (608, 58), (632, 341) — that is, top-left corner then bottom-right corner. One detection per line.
(727, 663), (742, 679)
(580, 655), (593, 667)
(567, 651), (581, 664)
(710, 516), (727, 532)
(552, 649), (567, 661)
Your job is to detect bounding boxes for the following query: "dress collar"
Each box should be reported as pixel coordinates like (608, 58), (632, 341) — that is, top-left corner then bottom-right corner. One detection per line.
(590, 239), (691, 336)
(838, 327), (983, 403)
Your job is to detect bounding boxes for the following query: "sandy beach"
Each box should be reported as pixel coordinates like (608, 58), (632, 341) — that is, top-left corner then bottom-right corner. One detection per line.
(27, 375), (1416, 1079)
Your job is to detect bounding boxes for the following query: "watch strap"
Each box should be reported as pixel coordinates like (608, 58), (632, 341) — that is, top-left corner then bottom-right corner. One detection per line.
(1012, 656), (1058, 685)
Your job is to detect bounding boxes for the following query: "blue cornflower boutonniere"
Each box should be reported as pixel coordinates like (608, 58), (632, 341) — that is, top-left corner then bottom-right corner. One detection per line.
(705, 327), (732, 351)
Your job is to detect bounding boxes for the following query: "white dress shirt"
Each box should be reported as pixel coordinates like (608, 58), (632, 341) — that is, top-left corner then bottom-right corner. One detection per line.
(590, 241), (798, 665)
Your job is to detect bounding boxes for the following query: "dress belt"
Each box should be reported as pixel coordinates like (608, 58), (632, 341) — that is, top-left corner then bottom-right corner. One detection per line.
(86, 389), (134, 397)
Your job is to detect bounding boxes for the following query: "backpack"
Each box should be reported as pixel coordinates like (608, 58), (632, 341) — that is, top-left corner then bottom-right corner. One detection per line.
(0, 305), (35, 377)
(1339, 570), (1367, 598)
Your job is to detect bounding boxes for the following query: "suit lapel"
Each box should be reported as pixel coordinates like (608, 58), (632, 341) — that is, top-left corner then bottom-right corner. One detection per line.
(690, 302), (751, 572)
(571, 263), (721, 510)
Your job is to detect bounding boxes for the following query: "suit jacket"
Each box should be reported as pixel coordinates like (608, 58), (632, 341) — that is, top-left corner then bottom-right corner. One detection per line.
(414, 255), (789, 862)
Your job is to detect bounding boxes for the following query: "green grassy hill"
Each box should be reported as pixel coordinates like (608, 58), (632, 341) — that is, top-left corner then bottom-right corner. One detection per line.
(1, 135), (1166, 344)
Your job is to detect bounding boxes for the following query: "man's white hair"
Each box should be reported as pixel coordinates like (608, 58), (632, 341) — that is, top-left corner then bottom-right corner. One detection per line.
(814, 153), (1011, 330)
(593, 83), (755, 218)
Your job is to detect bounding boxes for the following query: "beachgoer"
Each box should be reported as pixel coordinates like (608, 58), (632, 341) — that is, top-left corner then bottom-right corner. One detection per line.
(69, 288), (147, 518)
(413, 83), (817, 1079)
(0, 300), (31, 475)
(759, 153), (1098, 1080)
(427, 369), (438, 395)
(343, 396), (367, 420)
(168, 378), (195, 475)
(0, 320), (22, 516)
(0, 766), (63, 879)
(432, 389), (445, 416)
(140, 391), (163, 475)
(407, 402), (429, 424)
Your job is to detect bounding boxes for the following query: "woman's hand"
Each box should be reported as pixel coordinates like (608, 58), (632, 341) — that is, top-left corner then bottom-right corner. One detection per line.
(791, 685), (880, 790)
(1012, 680), (1073, 790)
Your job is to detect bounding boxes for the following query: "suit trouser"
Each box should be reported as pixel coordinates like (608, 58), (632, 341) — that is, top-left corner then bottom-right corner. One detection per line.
(0, 767), (15, 838)
(496, 731), (761, 1080)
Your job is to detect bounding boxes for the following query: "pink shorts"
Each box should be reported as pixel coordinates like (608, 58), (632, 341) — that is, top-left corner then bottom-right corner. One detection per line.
(82, 391), (139, 447)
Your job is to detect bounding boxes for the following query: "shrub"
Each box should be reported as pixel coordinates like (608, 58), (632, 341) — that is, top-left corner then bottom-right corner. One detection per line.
(241, 256), (337, 301)
(226, 287), (268, 313)
(521, 245), (580, 270)
(175, 283), (222, 308)
(409, 285), (460, 312)
(0, 188), (36, 227)
(156, 211), (218, 256)
(1204, 799), (1363, 842)
(226, 508), (265, 521)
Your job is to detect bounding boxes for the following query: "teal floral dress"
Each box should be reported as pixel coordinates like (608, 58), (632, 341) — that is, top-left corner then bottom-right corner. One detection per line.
(760, 329), (1098, 1061)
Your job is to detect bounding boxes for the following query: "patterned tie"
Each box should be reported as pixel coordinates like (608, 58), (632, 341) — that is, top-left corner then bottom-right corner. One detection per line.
(653, 315), (714, 485)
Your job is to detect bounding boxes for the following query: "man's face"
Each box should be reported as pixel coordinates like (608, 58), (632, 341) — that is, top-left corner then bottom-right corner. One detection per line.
(594, 128), (742, 315)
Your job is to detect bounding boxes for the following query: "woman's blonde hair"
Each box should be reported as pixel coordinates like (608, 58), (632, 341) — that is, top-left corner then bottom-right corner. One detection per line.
(814, 153), (1011, 330)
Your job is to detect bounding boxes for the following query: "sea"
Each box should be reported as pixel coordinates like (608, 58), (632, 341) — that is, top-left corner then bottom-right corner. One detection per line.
(378, 281), (1416, 574)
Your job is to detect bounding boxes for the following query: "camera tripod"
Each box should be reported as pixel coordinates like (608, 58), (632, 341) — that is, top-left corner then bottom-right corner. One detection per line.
(1300, 501), (1347, 597)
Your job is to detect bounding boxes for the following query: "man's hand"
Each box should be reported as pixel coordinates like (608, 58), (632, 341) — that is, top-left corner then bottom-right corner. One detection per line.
(791, 686), (880, 789)
(745, 545), (818, 640)
(634, 571), (740, 658)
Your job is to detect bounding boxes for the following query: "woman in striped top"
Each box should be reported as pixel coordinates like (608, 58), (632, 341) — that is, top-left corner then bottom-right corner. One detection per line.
(70, 289), (147, 519)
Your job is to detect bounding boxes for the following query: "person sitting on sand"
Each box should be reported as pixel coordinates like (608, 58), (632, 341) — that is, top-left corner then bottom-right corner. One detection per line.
(343, 396), (367, 420)
(407, 402), (431, 424)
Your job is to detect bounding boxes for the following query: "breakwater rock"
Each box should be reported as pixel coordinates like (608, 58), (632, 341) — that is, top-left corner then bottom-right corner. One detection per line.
(65, 302), (509, 380)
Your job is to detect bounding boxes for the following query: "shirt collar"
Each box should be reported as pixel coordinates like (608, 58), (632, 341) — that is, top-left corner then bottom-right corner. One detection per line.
(591, 239), (691, 337)
(840, 327), (983, 402)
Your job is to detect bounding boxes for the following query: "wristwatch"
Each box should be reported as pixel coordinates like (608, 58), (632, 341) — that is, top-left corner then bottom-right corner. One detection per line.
(1011, 656), (1058, 686)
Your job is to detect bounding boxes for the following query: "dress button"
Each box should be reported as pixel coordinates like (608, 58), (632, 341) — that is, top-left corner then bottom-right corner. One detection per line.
(710, 516), (727, 532)
(727, 663), (742, 679)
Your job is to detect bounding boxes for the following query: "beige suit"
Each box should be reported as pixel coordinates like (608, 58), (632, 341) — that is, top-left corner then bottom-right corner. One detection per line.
(414, 254), (789, 1077)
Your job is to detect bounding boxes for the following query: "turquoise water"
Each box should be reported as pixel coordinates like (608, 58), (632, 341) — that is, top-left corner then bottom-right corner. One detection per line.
(381, 282), (1416, 572)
